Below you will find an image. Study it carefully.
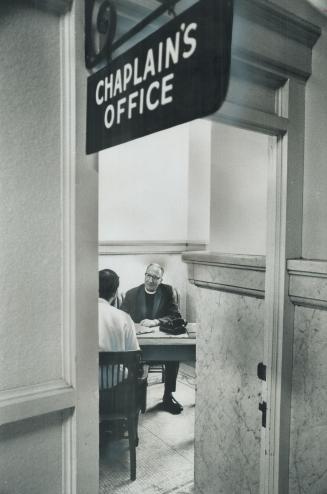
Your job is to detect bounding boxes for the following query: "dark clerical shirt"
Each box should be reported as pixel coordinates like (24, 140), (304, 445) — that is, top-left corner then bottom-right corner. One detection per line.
(144, 291), (156, 319)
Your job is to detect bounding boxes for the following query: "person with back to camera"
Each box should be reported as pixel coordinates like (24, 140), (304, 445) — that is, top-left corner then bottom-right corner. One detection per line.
(121, 263), (183, 414)
(98, 269), (142, 444)
(98, 268), (139, 354)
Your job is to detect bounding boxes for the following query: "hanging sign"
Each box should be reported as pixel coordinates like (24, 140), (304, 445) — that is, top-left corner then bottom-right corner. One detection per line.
(86, 0), (233, 154)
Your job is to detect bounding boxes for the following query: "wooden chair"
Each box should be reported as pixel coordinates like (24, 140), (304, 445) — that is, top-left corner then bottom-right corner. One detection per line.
(99, 351), (148, 481)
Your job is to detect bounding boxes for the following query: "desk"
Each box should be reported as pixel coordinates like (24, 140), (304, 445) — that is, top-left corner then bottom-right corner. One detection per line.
(137, 323), (197, 361)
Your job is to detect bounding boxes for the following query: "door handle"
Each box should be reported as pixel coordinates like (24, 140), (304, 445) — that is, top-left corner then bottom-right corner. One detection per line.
(259, 401), (267, 428)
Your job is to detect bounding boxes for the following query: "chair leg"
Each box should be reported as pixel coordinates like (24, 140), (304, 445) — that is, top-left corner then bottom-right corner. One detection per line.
(127, 416), (137, 481)
(135, 413), (139, 447)
(141, 381), (147, 413)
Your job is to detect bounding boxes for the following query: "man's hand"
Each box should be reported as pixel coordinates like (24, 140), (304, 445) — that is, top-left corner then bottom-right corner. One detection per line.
(140, 319), (160, 327)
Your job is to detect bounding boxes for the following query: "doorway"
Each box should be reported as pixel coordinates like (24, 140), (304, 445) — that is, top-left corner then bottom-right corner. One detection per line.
(97, 118), (271, 493)
(98, 122), (198, 492)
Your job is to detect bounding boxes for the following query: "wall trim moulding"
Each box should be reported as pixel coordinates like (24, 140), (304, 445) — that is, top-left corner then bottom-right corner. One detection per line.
(288, 259), (327, 309)
(235, 0), (321, 49)
(182, 251), (266, 298)
(99, 240), (207, 255)
(31, 0), (73, 15)
(0, 379), (76, 426)
(231, 0), (321, 85)
(210, 101), (288, 137)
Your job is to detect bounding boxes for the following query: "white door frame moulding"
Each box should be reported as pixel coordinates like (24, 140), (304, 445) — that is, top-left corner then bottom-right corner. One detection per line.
(262, 78), (306, 494)
(61, 1), (99, 493)
(60, 5), (77, 493)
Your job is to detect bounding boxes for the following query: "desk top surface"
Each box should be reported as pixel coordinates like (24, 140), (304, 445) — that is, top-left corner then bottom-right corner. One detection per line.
(137, 322), (198, 346)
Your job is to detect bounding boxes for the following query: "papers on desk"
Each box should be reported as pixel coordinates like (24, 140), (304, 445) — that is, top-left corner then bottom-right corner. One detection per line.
(135, 327), (155, 336)
(135, 322), (198, 338)
(136, 324), (189, 338)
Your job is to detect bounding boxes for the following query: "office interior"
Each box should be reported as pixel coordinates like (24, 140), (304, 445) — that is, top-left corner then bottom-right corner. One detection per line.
(1, 0), (327, 493)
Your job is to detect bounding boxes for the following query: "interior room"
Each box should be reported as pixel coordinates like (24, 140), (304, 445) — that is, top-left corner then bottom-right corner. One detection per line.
(97, 118), (269, 492)
(1, 1), (327, 494)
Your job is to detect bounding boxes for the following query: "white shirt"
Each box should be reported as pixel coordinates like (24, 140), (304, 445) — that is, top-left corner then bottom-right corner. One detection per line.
(98, 299), (140, 388)
(98, 298), (139, 352)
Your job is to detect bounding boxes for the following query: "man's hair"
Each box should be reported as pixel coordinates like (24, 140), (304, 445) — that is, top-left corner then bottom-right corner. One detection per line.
(99, 269), (119, 300)
(146, 263), (164, 276)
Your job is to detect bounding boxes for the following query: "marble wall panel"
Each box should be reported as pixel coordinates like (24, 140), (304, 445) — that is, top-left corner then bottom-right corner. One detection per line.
(289, 307), (327, 494)
(187, 283), (264, 494)
(193, 263), (265, 295)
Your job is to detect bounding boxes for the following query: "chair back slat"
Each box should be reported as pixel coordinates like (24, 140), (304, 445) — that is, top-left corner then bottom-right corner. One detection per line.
(99, 351), (142, 414)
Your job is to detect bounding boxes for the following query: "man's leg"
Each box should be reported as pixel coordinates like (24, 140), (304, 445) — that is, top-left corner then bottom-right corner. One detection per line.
(162, 361), (183, 414)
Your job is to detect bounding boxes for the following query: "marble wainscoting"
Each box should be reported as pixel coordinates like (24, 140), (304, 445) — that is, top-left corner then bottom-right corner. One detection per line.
(183, 252), (266, 494)
(288, 260), (327, 494)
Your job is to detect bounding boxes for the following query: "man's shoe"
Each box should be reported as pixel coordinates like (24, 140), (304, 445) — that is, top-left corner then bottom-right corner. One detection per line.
(162, 395), (183, 414)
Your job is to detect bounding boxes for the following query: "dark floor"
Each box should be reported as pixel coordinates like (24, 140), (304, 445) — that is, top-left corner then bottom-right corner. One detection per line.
(99, 363), (195, 494)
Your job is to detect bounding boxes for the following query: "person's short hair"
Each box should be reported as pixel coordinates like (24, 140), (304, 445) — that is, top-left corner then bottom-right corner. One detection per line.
(146, 263), (164, 276)
(99, 269), (119, 300)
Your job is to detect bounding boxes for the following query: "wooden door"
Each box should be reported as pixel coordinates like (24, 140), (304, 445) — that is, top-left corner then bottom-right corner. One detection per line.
(0, 2), (99, 493)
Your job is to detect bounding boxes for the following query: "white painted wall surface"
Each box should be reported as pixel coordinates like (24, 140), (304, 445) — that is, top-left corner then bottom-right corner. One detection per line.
(98, 119), (212, 315)
(210, 123), (268, 255)
(302, 26), (327, 259)
(99, 124), (189, 241)
(187, 119), (211, 243)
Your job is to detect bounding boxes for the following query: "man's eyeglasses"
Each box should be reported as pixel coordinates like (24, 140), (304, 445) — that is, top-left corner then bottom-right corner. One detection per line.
(145, 273), (161, 281)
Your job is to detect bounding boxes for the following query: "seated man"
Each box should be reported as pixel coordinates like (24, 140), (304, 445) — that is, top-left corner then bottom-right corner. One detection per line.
(98, 269), (147, 448)
(99, 268), (139, 353)
(121, 263), (183, 415)
(99, 269), (139, 387)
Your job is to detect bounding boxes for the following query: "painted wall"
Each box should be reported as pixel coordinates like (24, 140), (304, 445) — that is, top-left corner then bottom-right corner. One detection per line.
(302, 26), (327, 259)
(98, 119), (211, 313)
(187, 119), (211, 243)
(210, 123), (268, 255)
(99, 123), (189, 242)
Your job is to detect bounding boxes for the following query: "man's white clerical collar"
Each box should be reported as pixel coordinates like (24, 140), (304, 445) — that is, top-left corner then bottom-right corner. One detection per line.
(145, 287), (157, 295)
